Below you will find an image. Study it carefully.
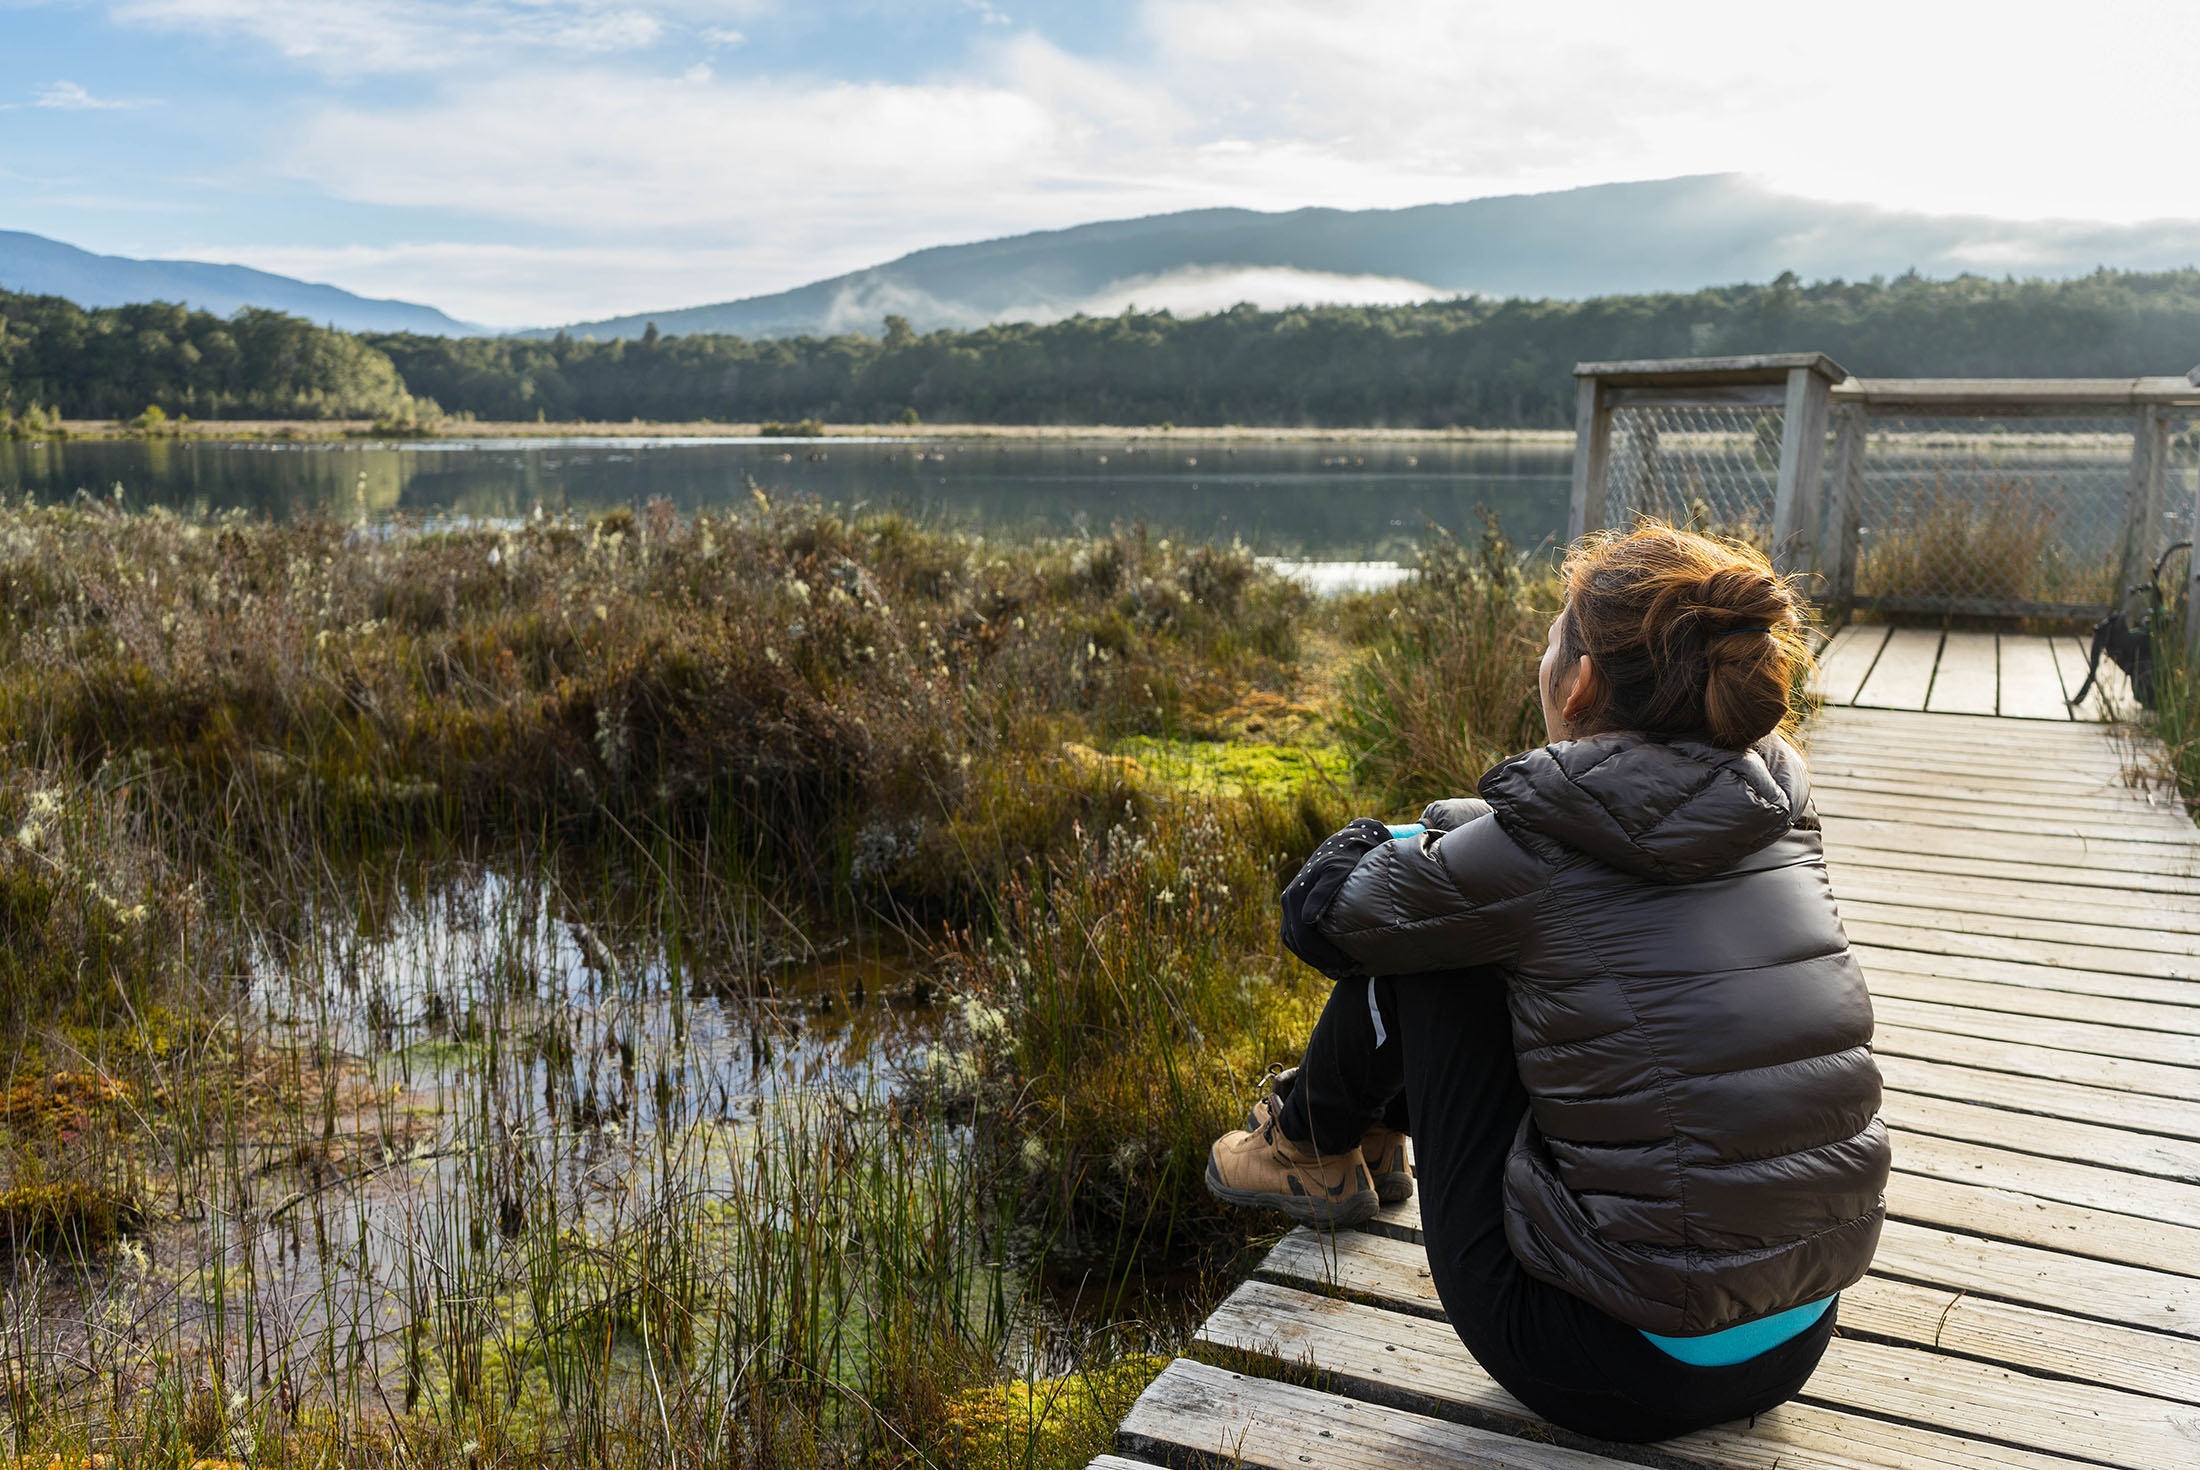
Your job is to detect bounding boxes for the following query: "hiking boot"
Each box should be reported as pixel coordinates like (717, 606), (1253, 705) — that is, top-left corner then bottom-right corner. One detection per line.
(1205, 1121), (1379, 1229)
(1359, 1125), (1414, 1205)
(1247, 1065), (1414, 1206)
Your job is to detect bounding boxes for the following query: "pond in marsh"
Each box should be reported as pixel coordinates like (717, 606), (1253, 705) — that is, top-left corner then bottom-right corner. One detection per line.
(0, 434), (1574, 563)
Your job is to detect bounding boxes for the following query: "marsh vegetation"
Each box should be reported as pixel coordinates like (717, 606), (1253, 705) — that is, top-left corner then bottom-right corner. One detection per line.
(0, 496), (1558, 1467)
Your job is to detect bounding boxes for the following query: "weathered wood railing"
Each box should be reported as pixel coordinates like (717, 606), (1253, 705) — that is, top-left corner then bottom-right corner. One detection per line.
(1568, 354), (2200, 646)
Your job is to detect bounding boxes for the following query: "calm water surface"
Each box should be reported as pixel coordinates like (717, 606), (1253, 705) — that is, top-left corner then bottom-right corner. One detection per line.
(0, 435), (1575, 561)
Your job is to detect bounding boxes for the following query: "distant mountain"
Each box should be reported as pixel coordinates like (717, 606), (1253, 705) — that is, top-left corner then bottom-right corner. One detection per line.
(539, 174), (2200, 341)
(0, 230), (478, 335)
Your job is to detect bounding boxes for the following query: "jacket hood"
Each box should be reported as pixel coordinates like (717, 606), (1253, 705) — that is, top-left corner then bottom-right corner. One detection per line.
(1478, 732), (1808, 883)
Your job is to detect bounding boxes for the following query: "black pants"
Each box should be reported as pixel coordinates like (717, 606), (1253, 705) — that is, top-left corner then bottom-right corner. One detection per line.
(1276, 969), (1836, 1444)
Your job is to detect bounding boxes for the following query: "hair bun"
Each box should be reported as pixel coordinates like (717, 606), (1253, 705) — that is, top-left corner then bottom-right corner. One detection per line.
(1559, 521), (1810, 749)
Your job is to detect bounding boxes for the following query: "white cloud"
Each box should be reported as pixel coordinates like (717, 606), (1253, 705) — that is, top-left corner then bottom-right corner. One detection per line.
(184, 241), (770, 329)
(1068, 266), (1445, 318)
(283, 66), (1066, 239)
(103, 0), (2200, 323)
(29, 79), (155, 109)
(109, 0), (679, 74)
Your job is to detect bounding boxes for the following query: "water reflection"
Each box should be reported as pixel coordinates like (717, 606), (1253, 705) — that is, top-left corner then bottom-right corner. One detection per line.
(0, 435), (1575, 561)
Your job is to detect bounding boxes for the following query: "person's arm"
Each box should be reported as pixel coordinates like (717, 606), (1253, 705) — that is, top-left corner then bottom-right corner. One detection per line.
(1278, 818), (1393, 980)
(1314, 813), (1544, 978)
(1419, 796), (1493, 832)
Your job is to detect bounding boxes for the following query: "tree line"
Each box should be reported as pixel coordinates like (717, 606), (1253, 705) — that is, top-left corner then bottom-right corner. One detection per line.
(0, 292), (412, 421)
(7, 269), (2200, 428)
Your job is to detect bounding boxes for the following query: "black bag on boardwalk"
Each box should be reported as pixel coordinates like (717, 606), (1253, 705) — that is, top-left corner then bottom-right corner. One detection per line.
(2071, 540), (2189, 711)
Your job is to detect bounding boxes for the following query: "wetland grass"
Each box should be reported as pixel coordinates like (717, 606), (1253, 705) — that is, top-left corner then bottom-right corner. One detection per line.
(0, 499), (1545, 1467)
(1855, 477), (2116, 611)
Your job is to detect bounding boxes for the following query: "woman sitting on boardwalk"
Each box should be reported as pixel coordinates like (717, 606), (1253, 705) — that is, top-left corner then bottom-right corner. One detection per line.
(1205, 522), (1890, 1443)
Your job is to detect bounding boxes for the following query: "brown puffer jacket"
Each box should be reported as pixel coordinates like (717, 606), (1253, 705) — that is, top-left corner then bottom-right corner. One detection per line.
(1316, 731), (1889, 1336)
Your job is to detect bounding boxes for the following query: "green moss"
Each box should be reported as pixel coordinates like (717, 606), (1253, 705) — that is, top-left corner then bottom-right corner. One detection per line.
(933, 1354), (1169, 1470)
(1111, 736), (1349, 799)
(0, 1181), (143, 1255)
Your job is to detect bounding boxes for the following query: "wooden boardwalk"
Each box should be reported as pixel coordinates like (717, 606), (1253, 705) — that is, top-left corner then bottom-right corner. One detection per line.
(1097, 639), (2200, 1469)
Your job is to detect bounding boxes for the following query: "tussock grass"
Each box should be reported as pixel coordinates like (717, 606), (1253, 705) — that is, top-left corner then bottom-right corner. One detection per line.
(1334, 518), (1551, 805)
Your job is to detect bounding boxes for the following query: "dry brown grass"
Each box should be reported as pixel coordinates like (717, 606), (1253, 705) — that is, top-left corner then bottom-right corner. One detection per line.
(1856, 476), (2115, 609)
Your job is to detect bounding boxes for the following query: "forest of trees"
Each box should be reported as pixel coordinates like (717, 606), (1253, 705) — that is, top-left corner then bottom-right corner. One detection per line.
(8, 269), (2200, 428)
(0, 292), (412, 420)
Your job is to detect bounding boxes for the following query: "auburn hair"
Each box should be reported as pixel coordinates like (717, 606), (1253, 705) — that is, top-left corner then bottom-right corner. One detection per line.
(1557, 522), (1810, 750)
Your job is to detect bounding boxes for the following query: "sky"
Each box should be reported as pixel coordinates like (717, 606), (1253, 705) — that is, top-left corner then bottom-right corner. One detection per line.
(7, 0), (2200, 329)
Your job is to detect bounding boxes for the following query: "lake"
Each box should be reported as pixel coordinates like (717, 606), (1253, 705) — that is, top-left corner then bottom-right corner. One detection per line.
(0, 434), (1576, 564)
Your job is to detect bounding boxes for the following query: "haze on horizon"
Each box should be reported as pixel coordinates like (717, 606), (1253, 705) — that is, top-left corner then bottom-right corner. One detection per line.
(6, 0), (2198, 329)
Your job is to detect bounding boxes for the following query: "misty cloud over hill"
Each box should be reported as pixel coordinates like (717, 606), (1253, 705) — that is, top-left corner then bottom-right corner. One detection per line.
(0, 231), (480, 335)
(540, 174), (2200, 341)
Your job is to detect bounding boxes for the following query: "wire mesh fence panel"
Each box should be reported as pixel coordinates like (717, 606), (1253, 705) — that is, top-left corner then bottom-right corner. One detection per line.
(1604, 403), (1784, 548)
(2156, 416), (2200, 583)
(1851, 415), (2142, 617)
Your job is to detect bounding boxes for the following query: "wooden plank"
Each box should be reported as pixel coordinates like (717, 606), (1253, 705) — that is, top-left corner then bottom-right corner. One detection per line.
(1200, 1281), (2156, 1470)
(1578, 352), (1846, 386)
(1891, 1127), (2200, 1230)
(1814, 792), (2200, 848)
(1836, 872), (2200, 936)
(1810, 771), (2194, 827)
(1840, 376), (2200, 410)
(1816, 1334), (2200, 1469)
(1817, 702), (2118, 744)
(1873, 994), (2200, 1067)
(1804, 721), (2112, 757)
(1823, 839), (2200, 898)
(1877, 1053), (2200, 1144)
(1872, 1219), (2200, 1341)
(1365, 1195), (2200, 1328)
(1885, 1089), (2200, 1184)
(1999, 636), (2077, 721)
(1813, 774), (2180, 823)
(1811, 624), (1889, 705)
(1804, 721), (2129, 765)
(1119, 1355), (1630, 1470)
(1371, 1166), (2200, 1283)
(1927, 631), (2001, 715)
(1808, 757), (2150, 799)
(1809, 748), (2136, 791)
(1806, 728), (2133, 770)
(1086, 1459), (1162, 1470)
(1893, 1171), (2200, 1279)
(1874, 1023), (2200, 1103)
(1857, 927), (2200, 987)
(1851, 627), (1943, 710)
(1846, 902), (2200, 965)
(1259, 1228), (2200, 1408)
(1818, 818), (2200, 878)
(1867, 964), (2200, 1033)
(1859, 942), (2200, 1010)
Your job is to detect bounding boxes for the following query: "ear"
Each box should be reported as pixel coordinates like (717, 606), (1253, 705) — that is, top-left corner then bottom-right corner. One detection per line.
(1560, 654), (1601, 727)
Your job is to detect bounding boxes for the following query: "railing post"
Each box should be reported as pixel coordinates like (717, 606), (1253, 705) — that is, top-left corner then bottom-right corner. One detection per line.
(1820, 402), (1867, 615)
(2186, 429), (2200, 664)
(2120, 404), (2167, 617)
(1771, 364), (1835, 574)
(1569, 372), (1613, 542)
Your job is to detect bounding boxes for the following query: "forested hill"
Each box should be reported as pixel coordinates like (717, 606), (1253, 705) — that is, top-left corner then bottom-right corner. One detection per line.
(9, 270), (2200, 428)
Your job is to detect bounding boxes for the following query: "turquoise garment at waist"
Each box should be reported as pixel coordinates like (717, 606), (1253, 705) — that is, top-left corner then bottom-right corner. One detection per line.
(1639, 1297), (1833, 1367)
